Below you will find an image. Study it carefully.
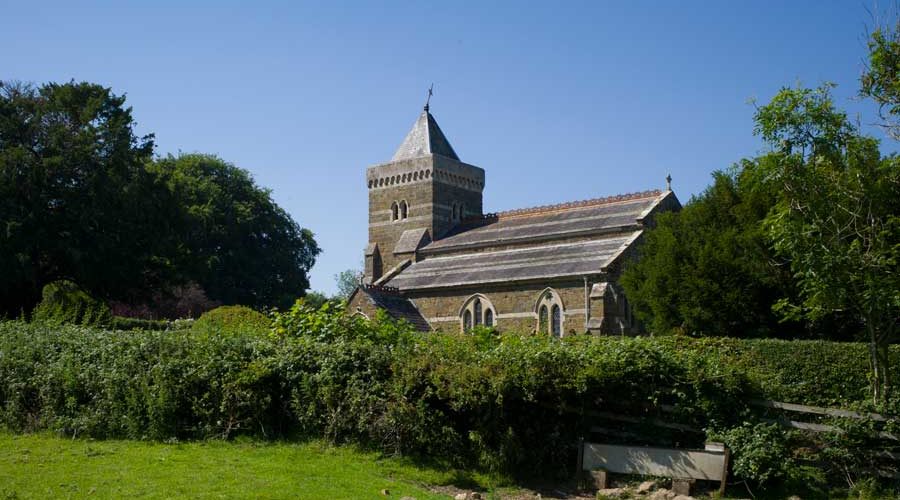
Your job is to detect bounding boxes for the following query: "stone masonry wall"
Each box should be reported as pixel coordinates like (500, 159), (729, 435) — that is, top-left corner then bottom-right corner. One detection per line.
(366, 154), (484, 280)
(407, 278), (596, 336)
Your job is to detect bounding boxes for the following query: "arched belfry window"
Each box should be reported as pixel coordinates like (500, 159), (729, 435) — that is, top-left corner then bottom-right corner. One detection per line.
(391, 202), (399, 221)
(460, 294), (496, 332)
(400, 200), (408, 220)
(534, 288), (565, 337)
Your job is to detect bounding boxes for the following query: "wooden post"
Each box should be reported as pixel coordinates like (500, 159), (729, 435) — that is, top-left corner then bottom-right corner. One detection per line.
(576, 437), (584, 477)
(591, 470), (609, 490)
(719, 447), (730, 495)
(672, 479), (693, 496)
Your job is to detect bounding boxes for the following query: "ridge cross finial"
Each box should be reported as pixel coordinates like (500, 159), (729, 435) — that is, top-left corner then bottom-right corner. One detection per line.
(424, 83), (433, 112)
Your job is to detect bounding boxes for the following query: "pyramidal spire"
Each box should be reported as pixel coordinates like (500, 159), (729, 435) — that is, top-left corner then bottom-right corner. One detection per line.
(392, 107), (460, 162)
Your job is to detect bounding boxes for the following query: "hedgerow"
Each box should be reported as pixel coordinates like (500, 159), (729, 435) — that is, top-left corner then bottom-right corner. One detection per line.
(0, 308), (897, 480)
(646, 336), (898, 407)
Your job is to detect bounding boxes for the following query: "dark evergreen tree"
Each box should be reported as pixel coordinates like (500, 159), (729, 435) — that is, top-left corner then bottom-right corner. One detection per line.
(620, 167), (815, 338)
(0, 80), (167, 314)
(0, 81), (320, 315)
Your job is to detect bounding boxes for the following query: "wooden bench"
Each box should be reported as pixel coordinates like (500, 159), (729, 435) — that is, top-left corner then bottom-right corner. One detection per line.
(578, 440), (729, 495)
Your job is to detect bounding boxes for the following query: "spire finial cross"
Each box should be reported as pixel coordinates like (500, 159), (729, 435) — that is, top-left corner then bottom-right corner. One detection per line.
(666, 173), (672, 191)
(424, 83), (433, 112)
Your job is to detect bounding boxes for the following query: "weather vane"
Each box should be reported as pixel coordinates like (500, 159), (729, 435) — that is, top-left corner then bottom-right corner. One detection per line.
(424, 83), (433, 112)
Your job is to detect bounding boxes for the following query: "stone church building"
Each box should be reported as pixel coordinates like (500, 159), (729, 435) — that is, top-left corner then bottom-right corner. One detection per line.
(348, 104), (680, 336)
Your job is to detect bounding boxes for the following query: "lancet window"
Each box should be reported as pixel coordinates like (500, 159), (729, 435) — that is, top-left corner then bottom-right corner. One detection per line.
(535, 288), (565, 337)
(460, 294), (496, 332)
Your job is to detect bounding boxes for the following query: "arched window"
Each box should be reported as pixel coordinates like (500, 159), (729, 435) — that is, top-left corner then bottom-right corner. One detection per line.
(460, 294), (497, 332)
(535, 288), (565, 337)
(391, 202), (399, 221)
(551, 305), (561, 337)
(400, 200), (408, 219)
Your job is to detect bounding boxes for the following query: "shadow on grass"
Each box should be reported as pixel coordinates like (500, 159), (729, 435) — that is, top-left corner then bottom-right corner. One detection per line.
(378, 451), (499, 491)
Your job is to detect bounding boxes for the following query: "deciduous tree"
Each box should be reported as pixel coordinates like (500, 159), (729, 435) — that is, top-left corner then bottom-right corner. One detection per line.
(862, 16), (900, 139)
(0, 81), (321, 315)
(150, 153), (320, 309)
(334, 268), (363, 301)
(754, 85), (900, 403)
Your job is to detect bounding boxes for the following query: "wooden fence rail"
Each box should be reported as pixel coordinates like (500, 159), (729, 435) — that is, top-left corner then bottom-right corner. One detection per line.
(749, 399), (888, 421)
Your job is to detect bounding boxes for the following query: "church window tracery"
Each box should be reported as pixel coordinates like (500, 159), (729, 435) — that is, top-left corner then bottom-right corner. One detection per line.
(535, 288), (565, 337)
(460, 294), (496, 332)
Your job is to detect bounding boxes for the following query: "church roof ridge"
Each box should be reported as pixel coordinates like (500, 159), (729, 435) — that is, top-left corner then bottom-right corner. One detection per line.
(392, 109), (460, 162)
(464, 189), (663, 222)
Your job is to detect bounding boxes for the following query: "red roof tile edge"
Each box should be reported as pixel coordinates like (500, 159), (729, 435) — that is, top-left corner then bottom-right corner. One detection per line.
(362, 283), (402, 295)
(464, 189), (663, 222)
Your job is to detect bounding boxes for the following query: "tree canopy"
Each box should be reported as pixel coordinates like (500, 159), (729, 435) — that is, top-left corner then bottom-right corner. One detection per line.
(334, 268), (363, 301)
(0, 81), (319, 316)
(150, 153), (320, 309)
(620, 166), (830, 339)
(0, 81), (166, 312)
(622, 79), (899, 400)
(754, 85), (900, 401)
(862, 17), (900, 140)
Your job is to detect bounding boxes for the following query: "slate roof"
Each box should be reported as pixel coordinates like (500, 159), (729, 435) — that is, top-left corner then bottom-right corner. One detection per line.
(355, 285), (431, 331)
(393, 228), (431, 254)
(392, 110), (460, 161)
(386, 190), (671, 291)
(388, 234), (637, 290)
(423, 190), (664, 253)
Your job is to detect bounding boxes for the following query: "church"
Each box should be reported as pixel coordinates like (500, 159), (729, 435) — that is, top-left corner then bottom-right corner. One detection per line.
(348, 102), (680, 336)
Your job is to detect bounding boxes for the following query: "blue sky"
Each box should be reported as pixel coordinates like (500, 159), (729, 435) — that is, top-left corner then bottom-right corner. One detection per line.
(3, 1), (894, 295)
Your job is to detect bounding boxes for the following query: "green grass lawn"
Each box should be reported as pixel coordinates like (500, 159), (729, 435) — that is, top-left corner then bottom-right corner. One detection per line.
(0, 432), (493, 499)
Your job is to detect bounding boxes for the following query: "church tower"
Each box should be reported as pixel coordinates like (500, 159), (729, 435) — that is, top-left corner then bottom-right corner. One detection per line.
(364, 104), (484, 283)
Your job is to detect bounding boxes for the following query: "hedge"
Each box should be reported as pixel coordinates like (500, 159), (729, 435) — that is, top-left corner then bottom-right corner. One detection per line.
(0, 310), (897, 479)
(644, 336), (897, 407)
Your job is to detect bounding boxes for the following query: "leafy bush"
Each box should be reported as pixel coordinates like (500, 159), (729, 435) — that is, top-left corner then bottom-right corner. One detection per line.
(192, 305), (270, 337)
(31, 280), (111, 327)
(713, 422), (793, 486)
(1, 311), (898, 481)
